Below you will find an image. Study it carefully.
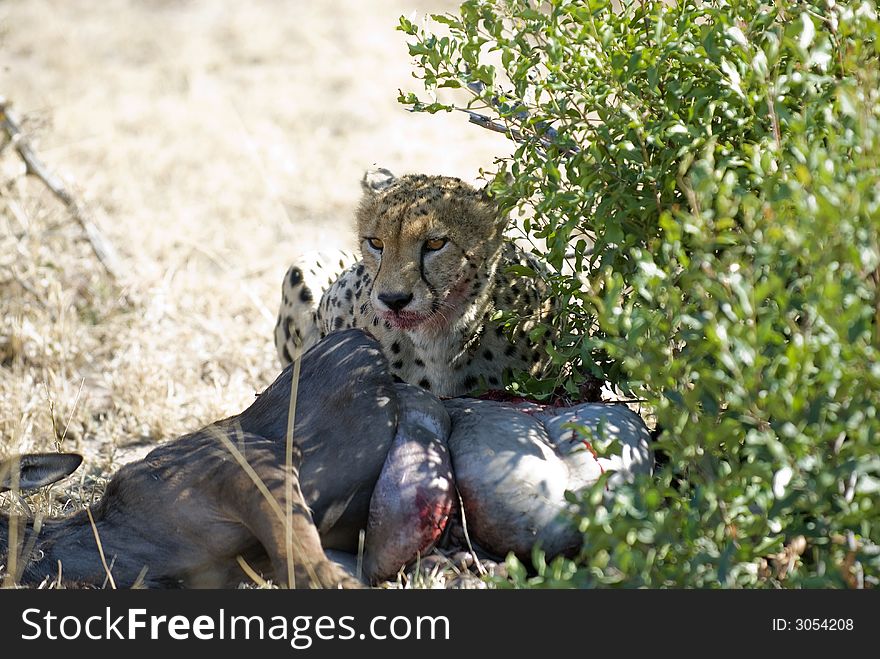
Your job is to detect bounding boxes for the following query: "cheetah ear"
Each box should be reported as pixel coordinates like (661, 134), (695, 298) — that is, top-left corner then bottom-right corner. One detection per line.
(478, 178), (510, 229)
(479, 170), (513, 199)
(361, 167), (397, 195)
(480, 169), (513, 195)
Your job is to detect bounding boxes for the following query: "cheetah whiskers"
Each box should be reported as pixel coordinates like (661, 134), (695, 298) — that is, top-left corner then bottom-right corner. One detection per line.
(425, 298), (464, 333)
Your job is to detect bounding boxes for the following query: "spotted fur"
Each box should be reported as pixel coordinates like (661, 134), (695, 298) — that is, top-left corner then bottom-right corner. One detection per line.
(274, 171), (555, 397)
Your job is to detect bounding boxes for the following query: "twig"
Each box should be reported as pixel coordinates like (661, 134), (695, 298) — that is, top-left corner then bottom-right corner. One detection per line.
(0, 98), (125, 282)
(457, 108), (527, 141)
(356, 529), (365, 584)
(2, 456), (23, 588)
(101, 555), (117, 589)
(3, 195), (30, 231)
(60, 378), (86, 450)
(284, 336), (304, 590)
(464, 81), (581, 156)
(85, 507), (117, 589)
(15, 516), (43, 584)
(236, 555), (272, 588)
(131, 565), (149, 589)
(455, 489), (486, 577)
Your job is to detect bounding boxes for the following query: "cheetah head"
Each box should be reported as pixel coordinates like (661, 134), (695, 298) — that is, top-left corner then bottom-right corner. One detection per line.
(356, 170), (506, 333)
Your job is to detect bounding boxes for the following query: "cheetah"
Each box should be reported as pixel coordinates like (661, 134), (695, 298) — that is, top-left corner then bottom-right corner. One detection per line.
(274, 169), (556, 397)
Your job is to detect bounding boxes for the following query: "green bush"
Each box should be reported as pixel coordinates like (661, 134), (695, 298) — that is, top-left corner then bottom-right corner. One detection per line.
(399, 0), (880, 587)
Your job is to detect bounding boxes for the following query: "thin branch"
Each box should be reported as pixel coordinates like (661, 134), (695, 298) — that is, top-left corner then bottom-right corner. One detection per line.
(2, 457), (22, 588)
(85, 507), (117, 589)
(60, 378), (86, 450)
(0, 98), (125, 282)
(454, 488), (487, 577)
(236, 555), (272, 588)
(15, 517), (43, 585)
(284, 337), (304, 590)
(638, 0), (654, 50)
(463, 81), (581, 156)
(456, 108), (529, 142)
(131, 565), (149, 589)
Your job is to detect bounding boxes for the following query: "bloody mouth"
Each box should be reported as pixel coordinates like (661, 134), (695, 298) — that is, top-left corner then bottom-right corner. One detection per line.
(382, 311), (428, 330)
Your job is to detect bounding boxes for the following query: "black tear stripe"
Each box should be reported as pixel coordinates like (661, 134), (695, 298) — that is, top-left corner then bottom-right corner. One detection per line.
(370, 252), (383, 303)
(419, 248), (441, 312)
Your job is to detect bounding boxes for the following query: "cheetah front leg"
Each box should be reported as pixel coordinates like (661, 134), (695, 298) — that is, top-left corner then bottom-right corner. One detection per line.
(275, 251), (359, 365)
(275, 265), (321, 364)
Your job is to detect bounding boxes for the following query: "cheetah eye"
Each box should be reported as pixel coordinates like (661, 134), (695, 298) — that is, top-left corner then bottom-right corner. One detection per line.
(423, 237), (448, 252)
(365, 237), (384, 252)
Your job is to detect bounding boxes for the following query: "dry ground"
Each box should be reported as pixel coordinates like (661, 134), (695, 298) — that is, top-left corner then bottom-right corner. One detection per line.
(0, 0), (511, 586)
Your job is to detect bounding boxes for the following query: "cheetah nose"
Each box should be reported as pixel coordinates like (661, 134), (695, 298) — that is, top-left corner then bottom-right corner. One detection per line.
(378, 292), (414, 312)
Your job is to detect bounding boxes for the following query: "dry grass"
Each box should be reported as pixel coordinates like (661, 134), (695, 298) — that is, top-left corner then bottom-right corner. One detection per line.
(0, 0), (511, 587)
